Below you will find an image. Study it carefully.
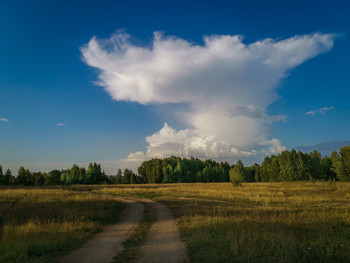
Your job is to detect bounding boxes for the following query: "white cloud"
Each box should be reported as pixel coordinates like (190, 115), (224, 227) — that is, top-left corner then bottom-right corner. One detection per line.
(122, 123), (257, 162)
(56, 123), (66, 126)
(0, 118), (9, 122)
(259, 138), (287, 155)
(306, 106), (335, 116)
(81, 31), (335, 163)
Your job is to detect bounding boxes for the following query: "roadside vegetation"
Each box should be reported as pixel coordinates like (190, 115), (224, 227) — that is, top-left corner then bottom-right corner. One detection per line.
(0, 188), (124, 263)
(88, 181), (350, 262)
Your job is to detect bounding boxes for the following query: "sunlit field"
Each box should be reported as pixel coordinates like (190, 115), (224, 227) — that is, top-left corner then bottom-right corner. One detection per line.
(82, 182), (350, 263)
(1, 182), (350, 262)
(0, 187), (124, 263)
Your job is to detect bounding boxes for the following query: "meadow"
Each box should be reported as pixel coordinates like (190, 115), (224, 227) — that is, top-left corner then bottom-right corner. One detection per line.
(1, 182), (350, 262)
(0, 187), (124, 263)
(88, 181), (350, 263)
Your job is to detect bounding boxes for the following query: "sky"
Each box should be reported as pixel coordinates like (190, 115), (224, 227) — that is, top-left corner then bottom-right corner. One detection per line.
(0, 0), (349, 174)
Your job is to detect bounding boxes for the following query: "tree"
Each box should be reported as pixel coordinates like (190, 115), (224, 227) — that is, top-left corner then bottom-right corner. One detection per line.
(295, 151), (307, 180)
(230, 160), (244, 186)
(85, 163), (102, 184)
(16, 166), (32, 185)
(331, 151), (344, 181)
(33, 172), (45, 186)
(253, 163), (261, 182)
(339, 146), (350, 181)
(115, 169), (123, 184)
(124, 168), (132, 184)
(0, 165), (3, 184)
(46, 170), (61, 185)
(4, 169), (12, 185)
(230, 168), (243, 186)
(308, 150), (322, 180)
(278, 150), (296, 181)
(6, 169), (14, 184)
(320, 156), (335, 180)
(130, 171), (136, 184)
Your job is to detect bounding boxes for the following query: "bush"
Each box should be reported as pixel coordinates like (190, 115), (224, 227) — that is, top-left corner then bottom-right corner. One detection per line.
(229, 168), (243, 186)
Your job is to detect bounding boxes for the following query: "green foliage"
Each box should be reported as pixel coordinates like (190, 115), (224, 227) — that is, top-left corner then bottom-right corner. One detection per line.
(331, 146), (350, 181)
(339, 145), (350, 181)
(46, 170), (61, 185)
(137, 156), (228, 184)
(230, 160), (244, 186)
(1, 145), (350, 186)
(123, 168), (132, 184)
(0, 165), (3, 184)
(115, 169), (123, 184)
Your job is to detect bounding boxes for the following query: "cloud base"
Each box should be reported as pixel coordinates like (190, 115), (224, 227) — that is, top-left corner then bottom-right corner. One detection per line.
(81, 31), (335, 164)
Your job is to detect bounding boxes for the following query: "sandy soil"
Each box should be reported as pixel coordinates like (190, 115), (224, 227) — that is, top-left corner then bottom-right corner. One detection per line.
(137, 201), (187, 263)
(61, 193), (187, 263)
(60, 196), (144, 263)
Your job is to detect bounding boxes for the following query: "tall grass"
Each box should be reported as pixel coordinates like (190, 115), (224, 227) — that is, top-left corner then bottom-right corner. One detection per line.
(0, 187), (124, 263)
(2, 183), (349, 262)
(88, 182), (350, 262)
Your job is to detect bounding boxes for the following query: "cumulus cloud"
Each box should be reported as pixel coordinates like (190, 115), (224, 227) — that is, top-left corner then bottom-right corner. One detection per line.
(56, 123), (66, 126)
(306, 106), (335, 116)
(0, 118), (9, 122)
(81, 31), (335, 163)
(123, 123), (257, 162)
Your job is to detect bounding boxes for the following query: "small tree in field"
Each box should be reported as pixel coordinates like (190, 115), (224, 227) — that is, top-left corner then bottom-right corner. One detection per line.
(229, 168), (243, 186)
(230, 160), (244, 186)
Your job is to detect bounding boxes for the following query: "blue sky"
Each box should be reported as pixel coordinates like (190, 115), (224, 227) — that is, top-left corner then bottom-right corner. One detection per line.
(0, 0), (349, 173)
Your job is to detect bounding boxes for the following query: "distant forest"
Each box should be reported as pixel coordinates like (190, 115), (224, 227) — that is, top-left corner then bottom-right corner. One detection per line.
(0, 146), (349, 186)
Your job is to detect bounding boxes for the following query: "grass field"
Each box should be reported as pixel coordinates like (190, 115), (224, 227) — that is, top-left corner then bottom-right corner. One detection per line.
(1, 182), (350, 263)
(0, 187), (125, 263)
(85, 181), (350, 263)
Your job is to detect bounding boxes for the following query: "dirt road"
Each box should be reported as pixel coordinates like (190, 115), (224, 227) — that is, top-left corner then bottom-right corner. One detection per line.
(61, 193), (187, 263)
(60, 197), (144, 263)
(137, 201), (187, 263)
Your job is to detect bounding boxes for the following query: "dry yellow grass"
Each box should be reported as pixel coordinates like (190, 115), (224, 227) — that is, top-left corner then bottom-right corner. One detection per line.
(2, 182), (349, 262)
(83, 181), (350, 262)
(0, 187), (124, 263)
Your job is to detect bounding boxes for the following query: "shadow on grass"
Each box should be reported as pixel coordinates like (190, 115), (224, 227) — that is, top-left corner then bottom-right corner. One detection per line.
(0, 195), (125, 263)
(161, 199), (350, 263)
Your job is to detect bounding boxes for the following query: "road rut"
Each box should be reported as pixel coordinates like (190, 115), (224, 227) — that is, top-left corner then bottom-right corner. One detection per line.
(137, 201), (187, 263)
(61, 193), (186, 263)
(60, 196), (143, 263)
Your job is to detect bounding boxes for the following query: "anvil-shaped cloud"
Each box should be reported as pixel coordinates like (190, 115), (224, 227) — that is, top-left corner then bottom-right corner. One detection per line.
(81, 31), (335, 162)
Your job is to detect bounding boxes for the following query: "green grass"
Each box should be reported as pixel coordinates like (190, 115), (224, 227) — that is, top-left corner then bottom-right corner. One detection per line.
(0, 187), (125, 263)
(84, 182), (350, 263)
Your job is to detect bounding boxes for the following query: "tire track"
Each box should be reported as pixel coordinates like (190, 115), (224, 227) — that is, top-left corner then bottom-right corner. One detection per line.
(61, 196), (144, 263)
(137, 201), (187, 263)
(61, 192), (187, 263)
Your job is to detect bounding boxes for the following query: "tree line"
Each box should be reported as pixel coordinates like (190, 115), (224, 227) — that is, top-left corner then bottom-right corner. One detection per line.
(0, 146), (349, 185)
(136, 146), (350, 183)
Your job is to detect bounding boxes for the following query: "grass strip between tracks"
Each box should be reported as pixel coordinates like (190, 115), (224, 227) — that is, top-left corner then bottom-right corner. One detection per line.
(112, 201), (156, 263)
